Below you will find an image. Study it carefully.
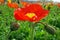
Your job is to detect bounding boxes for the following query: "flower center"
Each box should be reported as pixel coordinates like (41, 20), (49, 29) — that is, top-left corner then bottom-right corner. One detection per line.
(26, 13), (36, 18)
(8, 0), (11, 3)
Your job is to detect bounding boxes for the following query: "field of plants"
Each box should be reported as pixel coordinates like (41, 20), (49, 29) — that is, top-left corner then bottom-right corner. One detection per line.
(0, 1), (60, 40)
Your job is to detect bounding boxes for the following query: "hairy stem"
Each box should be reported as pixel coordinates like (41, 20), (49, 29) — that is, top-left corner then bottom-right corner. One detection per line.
(30, 23), (35, 40)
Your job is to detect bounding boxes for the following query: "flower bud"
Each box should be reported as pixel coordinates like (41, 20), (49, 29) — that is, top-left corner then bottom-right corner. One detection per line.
(10, 22), (19, 31)
(44, 24), (56, 35)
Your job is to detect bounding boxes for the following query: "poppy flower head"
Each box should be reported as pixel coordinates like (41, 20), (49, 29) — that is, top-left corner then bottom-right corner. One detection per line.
(0, 0), (4, 4)
(14, 4), (49, 22)
(7, 0), (11, 3)
(57, 3), (60, 8)
(21, 2), (30, 7)
(7, 2), (19, 8)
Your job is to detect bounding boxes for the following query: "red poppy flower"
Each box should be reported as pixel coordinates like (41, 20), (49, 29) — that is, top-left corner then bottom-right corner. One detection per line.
(14, 4), (49, 22)
(7, 2), (19, 8)
(57, 3), (60, 8)
(0, 0), (4, 4)
(21, 2), (29, 7)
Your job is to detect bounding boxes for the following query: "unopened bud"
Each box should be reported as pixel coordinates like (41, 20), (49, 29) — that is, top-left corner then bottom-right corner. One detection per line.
(10, 22), (19, 31)
(44, 24), (56, 35)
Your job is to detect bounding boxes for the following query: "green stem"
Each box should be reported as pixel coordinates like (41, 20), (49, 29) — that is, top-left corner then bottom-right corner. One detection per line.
(30, 23), (35, 40)
(29, 22), (46, 40)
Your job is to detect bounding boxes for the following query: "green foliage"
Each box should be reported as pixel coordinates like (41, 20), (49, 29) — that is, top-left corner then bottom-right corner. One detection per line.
(0, 5), (60, 40)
